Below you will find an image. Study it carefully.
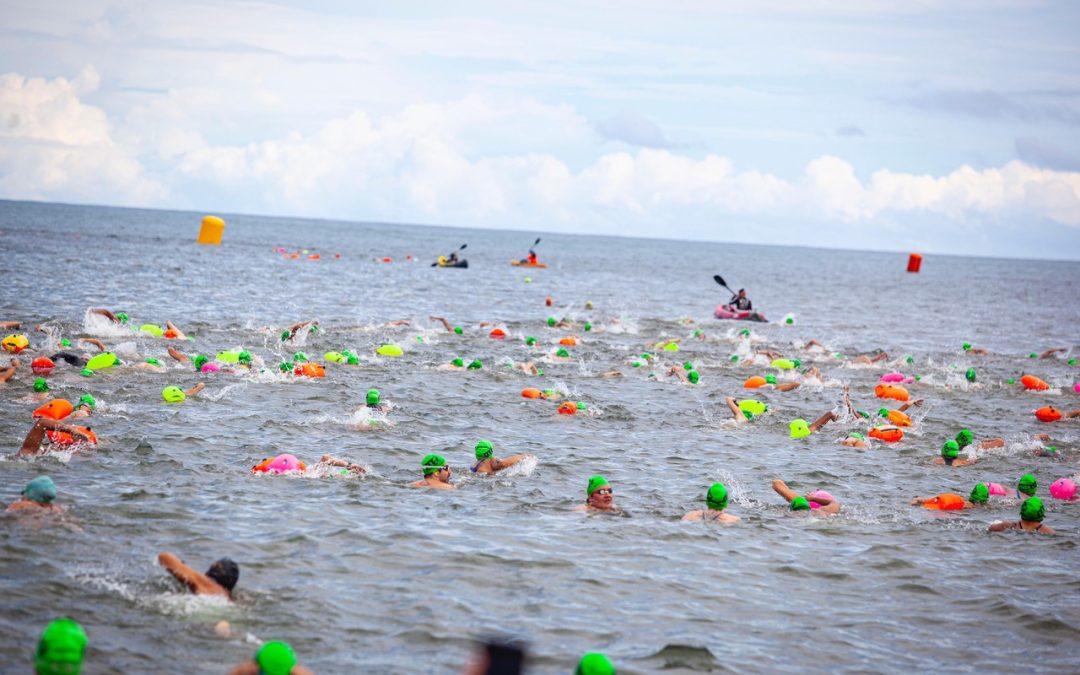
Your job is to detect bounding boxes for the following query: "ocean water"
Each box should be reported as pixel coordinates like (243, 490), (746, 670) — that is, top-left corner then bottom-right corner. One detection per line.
(1, 199), (1078, 673)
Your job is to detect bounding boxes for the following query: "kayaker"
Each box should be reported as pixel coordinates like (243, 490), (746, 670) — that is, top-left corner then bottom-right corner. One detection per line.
(446, 251), (459, 265)
(729, 288), (752, 310)
(521, 249), (538, 265)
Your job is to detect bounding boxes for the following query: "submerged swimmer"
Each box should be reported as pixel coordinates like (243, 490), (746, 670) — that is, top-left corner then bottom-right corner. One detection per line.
(6, 475), (64, 514)
(410, 454), (455, 490)
(935, 440), (976, 467)
(470, 440), (532, 475)
(988, 497), (1055, 535)
(228, 641), (315, 675)
(682, 483), (739, 523)
(157, 552), (239, 600)
(49, 338), (107, 368)
(280, 319), (318, 342)
(772, 479), (840, 515)
(573, 475), (619, 513)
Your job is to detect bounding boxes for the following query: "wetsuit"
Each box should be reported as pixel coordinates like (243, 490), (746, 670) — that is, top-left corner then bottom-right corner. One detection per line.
(730, 296), (752, 310)
(50, 351), (89, 367)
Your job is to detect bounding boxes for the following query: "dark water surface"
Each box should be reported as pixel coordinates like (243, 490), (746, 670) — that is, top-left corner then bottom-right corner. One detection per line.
(1, 200), (1078, 673)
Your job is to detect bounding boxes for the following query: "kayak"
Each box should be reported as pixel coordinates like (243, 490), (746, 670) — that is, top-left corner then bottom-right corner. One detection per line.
(714, 304), (768, 322)
(437, 260), (469, 268)
(511, 260), (547, 268)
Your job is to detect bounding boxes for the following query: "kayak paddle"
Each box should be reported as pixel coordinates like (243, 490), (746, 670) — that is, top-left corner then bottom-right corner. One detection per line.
(713, 274), (735, 295)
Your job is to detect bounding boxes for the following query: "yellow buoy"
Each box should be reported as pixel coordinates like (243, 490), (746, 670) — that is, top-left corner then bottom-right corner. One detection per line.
(197, 215), (225, 245)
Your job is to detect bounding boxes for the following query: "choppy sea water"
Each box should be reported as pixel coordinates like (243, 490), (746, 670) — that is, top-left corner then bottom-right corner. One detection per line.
(1, 199), (1078, 673)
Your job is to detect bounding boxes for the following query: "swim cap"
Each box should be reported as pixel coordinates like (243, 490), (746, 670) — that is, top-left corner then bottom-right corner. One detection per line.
(454, 326), (463, 334)
(280, 330), (291, 342)
(955, 429), (973, 448)
(1029, 352), (1037, 358)
(1069, 358), (1077, 365)
(451, 358), (464, 368)
(962, 342), (971, 351)
(965, 368), (976, 383)
(969, 483), (989, 504)
(366, 389), (380, 406)
(683, 361), (693, 370)
(76, 394), (96, 411)
(1018, 474), (1037, 496)
(255, 640), (297, 675)
(739, 328), (750, 337)
(575, 652), (615, 675)
(687, 370), (699, 384)
(849, 432), (864, 440)
(162, 386), (186, 403)
(631, 361), (642, 368)
(555, 348), (570, 358)
(878, 408), (889, 418)
(475, 440), (494, 460)
(60, 339), (71, 347)
(730, 355), (739, 362)
(856, 409), (869, 418)
(584, 322), (592, 332)
(292, 351), (308, 363)
(467, 359), (483, 370)
(791, 496), (811, 511)
(116, 312), (129, 324)
(193, 354), (209, 371)
(342, 350), (359, 365)
(238, 351), (253, 365)
(706, 483), (728, 510)
(1020, 497), (1045, 522)
(421, 453), (447, 475)
(525, 336), (537, 346)
(278, 361), (294, 372)
(765, 374), (776, 385)
(587, 475), (609, 496)
(941, 440), (959, 460)
(35, 618), (87, 675)
(792, 359), (801, 368)
(145, 357), (160, 366)
(905, 355), (914, 364)
(23, 476), (57, 504)
(34, 378), (49, 393)
(547, 317), (556, 327)
(79, 368), (92, 377)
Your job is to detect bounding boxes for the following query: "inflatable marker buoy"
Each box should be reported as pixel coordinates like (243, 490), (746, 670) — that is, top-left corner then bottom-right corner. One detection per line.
(1050, 478), (1078, 501)
(663, 342), (679, 352)
(557, 401), (577, 415)
(86, 353), (120, 371)
(771, 359), (799, 370)
(559, 337), (577, 346)
(922, 494), (966, 511)
(162, 386), (186, 403)
(33, 399), (73, 420)
(744, 376), (767, 389)
(879, 372), (906, 383)
(1020, 375), (1050, 391)
(201, 362), (220, 373)
(789, 419), (810, 439)
(737, 400), (767, 419)
(1034, 406), (1062, 422)
(45, 426), (96, 446)
(490, 328), (507, 339)
(522, 388), (543, 399)
(31, 357), (55, 375)
(874, 384), (910, 402)
(868, 425), (903, 442)
(879, 408), (912, 427)
(140, 324), (164, 336)
(252, 453), (306, 475)
(2, 334), (29, 353)
(294, 363), (326, 378)
(376, 344), (403, 357)
(324, 351), (345, 363)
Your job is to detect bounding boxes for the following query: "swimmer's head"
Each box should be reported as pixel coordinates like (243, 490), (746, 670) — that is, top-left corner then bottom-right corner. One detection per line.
(965, 367), (976, 383)
(1020, 497), (1045, 523)
(962, 342), (972, 351)
(525, 336), (537, 346)
(292, 351), (307, 363)
(687, 370), (699, 384)
(454, 326), (463, 334)
(765, 374), (776, 385)
(421, 453), (447, 475)
(255, 641), (297, 675)
(467, 359), (483, 370)
(280, 329), (291, 342)
(35, 618), (87, 675)
(587, 475), (610, 496)
(969, 483), (989, 504)
(205, 558), (239, 592)
(76, 394), (96, 412)
(878, 408), (889, 418)
(790, 496), (811, 511)
(475, 440), (494, 460)
(706, 483), (728, 510)
(955, 429), (973, 448)
(238, 351), (252, 365)
(193, 354), (209, 371)
(366, 389), (380, 407)
(792, 359), (801, 368)
(575, 652), (615, 675)
(278, 361), (294, 373)
(23, 476), (57, 504)
(115, 312), (129, 324)
(547, 317), (556, 327)
(145, 357), (160, 366)
(1018, 474), (1037, 497)
(451, 358), (464, 368)
(941, 440), (959, 460)
(848, 432), (864, 440)
(683, 361), (693, 371)
(34, 378), (49, 393)
(342, 350), (359, 365)
(584, 322), (592, 332)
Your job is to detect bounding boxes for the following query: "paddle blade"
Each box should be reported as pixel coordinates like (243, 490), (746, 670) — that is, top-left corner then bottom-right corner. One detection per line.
(533, 237), (541, 246)
(460, 243), (468, 250)
(713, 275), (727, 287)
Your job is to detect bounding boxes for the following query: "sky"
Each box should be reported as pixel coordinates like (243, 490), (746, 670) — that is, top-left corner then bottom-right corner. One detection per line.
(1, 1), (1079, 259)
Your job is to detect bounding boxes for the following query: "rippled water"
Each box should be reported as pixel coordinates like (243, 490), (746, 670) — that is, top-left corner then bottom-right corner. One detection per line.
(1, 200), (1079, 673)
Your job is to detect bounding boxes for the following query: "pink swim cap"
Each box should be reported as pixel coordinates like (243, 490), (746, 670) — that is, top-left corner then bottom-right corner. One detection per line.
(808, 501), (821, 509)
(808, 489), (835, 502)
(1074, 383), (1080, 394)
(986, 482), (1007, 497)
(266, 453), (302, 474)
(201, 362), (220, 373)
(1049, 478), (1078, 501)
(879, 372), (905, 383)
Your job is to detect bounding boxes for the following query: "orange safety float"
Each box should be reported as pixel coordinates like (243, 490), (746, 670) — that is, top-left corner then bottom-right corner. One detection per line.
(1020, 375), (1050, 391)
(164, 329), (180, 339)
(921, 493), (965, 510)
(559, 337), (577, 346)
(881, 409), (912, 427)
(382, 257), (392, 263)
(33, 399), (74, 420)
(743, 376), (767, 389)
(489, 328), (507, 339)
(521, 388), (543, 399)
(557, 401), (577, 415)
(293, 363), (326, 378)
(868, 425), (904, 442)
(31, 357), (55, 375)
(874, 384), (910, 402)
(308, 253), (320, 260)
(46, 427), (97, 446)
(1034, 406), (1062, 422)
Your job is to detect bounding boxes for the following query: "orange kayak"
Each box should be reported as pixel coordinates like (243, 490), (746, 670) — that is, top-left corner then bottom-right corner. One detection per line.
(510, 260), (547, 268)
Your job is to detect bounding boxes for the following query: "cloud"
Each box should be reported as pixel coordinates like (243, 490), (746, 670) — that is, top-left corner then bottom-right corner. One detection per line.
(594, 111), (678, 148)
(834, 124), (865, 137)
(1015, 137), (1080, 172)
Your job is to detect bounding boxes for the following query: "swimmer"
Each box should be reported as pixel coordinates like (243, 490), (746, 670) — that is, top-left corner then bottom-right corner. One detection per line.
(682, 483), (740, 523)
(772, 478), (841, 514)
(911, 483), (988, 510)
(955, 428), (1010, 451)
(723, 396), (759, 426)
(317, 454), (367, 475)
(935, 440), (976, 467)
(228, 641), (315, 675)
(988, 497), (1055, 535)
(840, 431), (868, 449)
(385, 319), (410, 327)
(49, 338), (107, 368)
(0, 320), (20, 330)
(6, 476), (64, 513)
(134, 356), (167, 372)
(89, 308), (126, 324)
(598, 370), (624, 378)
(470, 440), (533, 475)
(1016, 474), (1037, 499)
(575, 652), (616, 675)
(515, 361), (541, 375)
(429, 316), (457, 333)
(16, 419), (95, 457)
(803, 410), (840, 434)
(961, 343), (988, 355)
(800, 339), (829, 352)
(70, 394), (96, 419)
(666, 366), (699, 384)
(852, 350), (889, 365)
(410, 454), (455, 490)
(361, 388), (390, 413)
(34, 618), (87, 675)
(573, 475), (620, 513)
(0, 357), (17, 383)
(157, 552), (239, 600)
(280, 319), (318, 342)
(1037, 347), (1067, 359)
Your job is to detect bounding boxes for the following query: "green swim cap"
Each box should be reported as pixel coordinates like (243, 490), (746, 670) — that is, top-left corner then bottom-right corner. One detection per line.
(193, 354), (209, 371)
(1018, 474), (1037, 496)
(878, 408), (889, 418)
(454, 326), (463, 334)
(765, 374), (776, 385)
(1006, 378), (1016, 385)
(475, 440), (493, 460)
(1020, 497), (1045, 522)
(962, 342), (972, 351)
(956, 429), (973, 447)
(115, 311), (129, 324)
(965, 368), (976, 383)
(255, 640), (297, 675)
(145, 357), (160, 366)
(278, 361), (294, 373)
(1068, 358), (1076, 365)
(35, 618), (87, 675)
(941, 440), (960, 459)
(280, 330), (291, 342)
(309, 324), (320, 333)
(905, 355), (914, 364)
(576, 401), (587, 411)
(683, 361), (693, 370)
(343, 350), (359, 365)
(77, 394), (96, 411)
(34, 378), (49, 393)
(421, 453), (447, 475)
(24, 475), (57, 504)
(292, 351), (308, 363)
(687, 370), (699, 384)
(791, 496), (811, 511)
(555, 348), (570, 358)
(970, 483), (989, 504)
(730, 355), (739, 362)
(366, 389), (380, 406)
(238, 351), (252, 365)
(547, 317), (556, 327)
(584, 322), (592, 332)
(856, 410), (869, 419)
(60, 339), (71, 347)
(706, 483), (728, 510)
(587, 475), (609, 496)
(631, 361), (642, 368)
(849, 432), (864, 440)
(467, 359), (483, 370)
(792, 359), (801, 368)
(739, 328), (750, 337)
(79, 368), (92, 377)
(451, 358), (464, 368)
(641, 353), (653, 360)
(1029, 352), (1037, 358)
(525, 336), (537, 346)
(575, 652), (616, 675)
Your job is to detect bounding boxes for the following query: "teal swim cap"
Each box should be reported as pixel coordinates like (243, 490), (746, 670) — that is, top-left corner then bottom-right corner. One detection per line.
(475, 440), (493, 460)
(587, 475), (609, 496)
(555, 348), (570, 358)
(34, 378), (49, 393)
(454, 326), (463, 334)
(791, 496), (810, 511)
(687, 370), (699, 384)
(77, 394), (96, 411)
(1020, 497), (1045, 522)
(115, 312), (129, 324)
(366, 389), (380, 406)
(706, 483), (728, 510)
(575, 652), (615, 675)
(255, 640), (297, 675)
(238, 351), (252, 365)
(421, 453), (447, 475)
(969, 483), (989, 504)
(193, 354), (209, 371)
(547, 317), (556, 327)
(280, 330), (291, 342)
(467, 359), (483, 370)
(145, 357), (160, 366)
(584, 322), (592, 332)
(956, 429), (973, 447)
(35, 618), (87, 675)
(292, 351), (308, 363)
(451, 358), (464, 368)
(1018, 474), (1037, 496)
(941, 440), (960, 460)
(965, 367), (976, 383)
(23, 475), (57, 504)
(525, 336), (537, 346)
(278, 361), (294, 372)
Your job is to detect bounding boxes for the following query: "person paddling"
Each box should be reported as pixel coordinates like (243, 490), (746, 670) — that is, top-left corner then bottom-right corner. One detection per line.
(729, 288), (752, 311)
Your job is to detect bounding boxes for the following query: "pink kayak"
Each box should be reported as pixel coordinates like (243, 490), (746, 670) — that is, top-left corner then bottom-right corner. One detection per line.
(714, 304), (768, 322)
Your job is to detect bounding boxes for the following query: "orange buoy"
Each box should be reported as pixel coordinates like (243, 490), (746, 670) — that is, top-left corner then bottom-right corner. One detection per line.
(868, 425), (903, 442)
(197, 215), (225, 245)
(922, 493), (964, 510)
(31, 357), (55, 374)
(1035, 406), (1062, 422)
(557, 401), (577, 415)
(1020, 375), (1050, 391)
(308, 253), (320, 260)
(883, 409), (912, 427)
(743, 376), (767, 389)
(294, 363), (326, 378)
(163, 329), (179, 339)
(382, 257), (392, 263)
(906, 253), (922, 273)
(559, 337), (577, 346)
(290, 253), (300, 259)
(545, 296), (552, 307)
(33, 399), (73, 420)
(874, 384), (910, 402)
(521, 388), (543, 399)
(489, 328), (507, 339)
(46, 427), (97, 446)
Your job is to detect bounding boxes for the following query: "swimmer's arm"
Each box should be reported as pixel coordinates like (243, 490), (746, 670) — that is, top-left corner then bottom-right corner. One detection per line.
(0, 320), (19, 330)
(429, 316), (453, 332)
(977, 438), (1004, 449)
(492, 454), (529, 471)
(167, 347), (190, 363)
(774, 382), (800, 392)
(184, 383), (205, 397)
(165, 321), (187, 339)
(17, 418), (85, 456)
(987, 521), (1016, 533)
(771, 479), (799, 503)
(0, 360), (16, 383)
(1065, 408), (1080, 419)
(157, 552), (203, 593)
(897, 399), (923, 411)
(681, 511), (703, 521)
(1038, 347), (1065, 359)
(1037, 524), (1056, 535)
(80, 338), (106, 352)
(89, 308), (119, 323)
(910, 497), (928, 506)
(724, 397), (745, 423)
